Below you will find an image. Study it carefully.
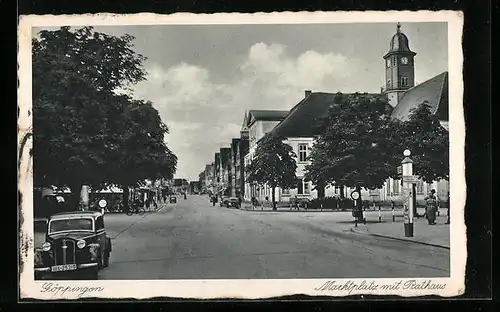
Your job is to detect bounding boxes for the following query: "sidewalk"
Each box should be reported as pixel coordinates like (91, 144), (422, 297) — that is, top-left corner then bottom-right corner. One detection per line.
(350, 215), (450, 249)
(237, 204), (450, 249)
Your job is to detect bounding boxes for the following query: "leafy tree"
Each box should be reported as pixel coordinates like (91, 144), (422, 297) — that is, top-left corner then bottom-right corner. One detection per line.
(246, 135), (297, 210)
(106, 96), (177, 209)
(305, 93), (398, 209)
(398, 101), (449, 182)
(32, 26), (177, 209)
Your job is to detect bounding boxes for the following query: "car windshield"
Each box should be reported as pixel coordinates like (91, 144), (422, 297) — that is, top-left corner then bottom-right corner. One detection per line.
(49, 218), (93, 233)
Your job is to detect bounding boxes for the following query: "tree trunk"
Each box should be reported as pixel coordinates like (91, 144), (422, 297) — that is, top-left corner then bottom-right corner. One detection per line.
(317, 182), (326, 198)
(271, 186), (276, 210)
(69, 183), (84, 210)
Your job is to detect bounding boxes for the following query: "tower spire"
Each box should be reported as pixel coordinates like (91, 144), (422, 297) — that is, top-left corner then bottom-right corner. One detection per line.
(396, 22), (401, 33)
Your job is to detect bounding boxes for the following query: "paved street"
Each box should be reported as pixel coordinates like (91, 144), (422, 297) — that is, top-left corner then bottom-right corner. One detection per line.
(98, 195), (449, 280)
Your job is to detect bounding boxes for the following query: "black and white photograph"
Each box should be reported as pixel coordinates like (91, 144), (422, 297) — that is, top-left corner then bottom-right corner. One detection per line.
(18, 11), (465, 299)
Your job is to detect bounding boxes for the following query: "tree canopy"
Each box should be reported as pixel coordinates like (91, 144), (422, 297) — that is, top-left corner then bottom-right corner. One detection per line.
(397, 101), (449, 182)
(305, 93), (449, 199)
(32, 26), (177, 200)
(305, 93), (397, 191)
(246, 134), (297, 209)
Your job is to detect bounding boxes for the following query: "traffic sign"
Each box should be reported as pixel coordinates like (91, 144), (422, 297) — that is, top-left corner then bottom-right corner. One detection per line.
(402, 175), (418, 183)
(98, 199), (107, 208)
(350, 190), (360, 200)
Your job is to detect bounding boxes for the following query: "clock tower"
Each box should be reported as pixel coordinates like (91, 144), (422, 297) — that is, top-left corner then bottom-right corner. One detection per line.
(383, 23), (417, 107)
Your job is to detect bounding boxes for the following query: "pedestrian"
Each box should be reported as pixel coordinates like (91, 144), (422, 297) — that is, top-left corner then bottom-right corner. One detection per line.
(424, 189), (438, 225)
(238, 196), (242, 209)
(251, 196), (256, 210)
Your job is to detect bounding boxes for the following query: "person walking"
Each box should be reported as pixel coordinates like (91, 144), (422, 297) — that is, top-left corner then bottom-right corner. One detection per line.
(424, 189), (438, 225)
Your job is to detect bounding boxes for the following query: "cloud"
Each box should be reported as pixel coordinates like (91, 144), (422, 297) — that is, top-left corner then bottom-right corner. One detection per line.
(131, 42), (360, 180)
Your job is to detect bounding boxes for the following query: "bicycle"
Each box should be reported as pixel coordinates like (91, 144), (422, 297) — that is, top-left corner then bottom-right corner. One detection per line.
(126, 204), (146, 216)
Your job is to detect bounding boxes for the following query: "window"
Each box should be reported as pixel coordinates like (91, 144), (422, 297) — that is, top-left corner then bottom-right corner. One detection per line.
(282, 188), (290, 196)
(304, 181), (311, 195)
(298, 144), (308, 162)
(426, 182), (433, 193)
(297, 179), (310, 195)
(401, 77), (409, 87)
(393, 56), (397, 66)
(416, 180), (424, 194)
(297, 180), (304, 194)
(386, 180), (391, 196)
(387, 79), (391, 87)
(392, 179), (400, 194)
(49, 218), (93, 233)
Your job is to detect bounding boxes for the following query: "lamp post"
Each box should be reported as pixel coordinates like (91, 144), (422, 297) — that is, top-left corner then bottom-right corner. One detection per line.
(402, 149), (415, 237)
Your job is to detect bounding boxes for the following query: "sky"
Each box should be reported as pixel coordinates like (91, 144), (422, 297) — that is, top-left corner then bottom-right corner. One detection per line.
(34, 22), (448, 181)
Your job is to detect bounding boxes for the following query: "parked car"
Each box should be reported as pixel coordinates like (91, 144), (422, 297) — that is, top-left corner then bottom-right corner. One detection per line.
(219, 196), (229, 207)
(34, 210), (112, 280)
(226, 197), (240, 208)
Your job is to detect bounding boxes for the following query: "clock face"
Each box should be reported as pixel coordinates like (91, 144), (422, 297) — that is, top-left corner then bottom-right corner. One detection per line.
(386, 59), (391, 68)
(401, 56), (409, 64)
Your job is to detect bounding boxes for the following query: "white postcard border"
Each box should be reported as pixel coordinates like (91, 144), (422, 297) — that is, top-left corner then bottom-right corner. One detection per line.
(18, 10), (466, 300)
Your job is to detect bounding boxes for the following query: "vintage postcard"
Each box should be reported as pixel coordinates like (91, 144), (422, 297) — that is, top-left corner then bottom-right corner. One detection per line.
(18, 11), (466, 300)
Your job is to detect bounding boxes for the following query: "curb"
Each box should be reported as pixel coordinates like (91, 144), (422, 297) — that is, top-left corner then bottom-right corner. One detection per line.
(350, 228), (450, 250)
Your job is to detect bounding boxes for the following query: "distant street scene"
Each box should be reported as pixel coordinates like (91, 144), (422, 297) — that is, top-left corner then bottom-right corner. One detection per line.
(27, 21), (450, 280)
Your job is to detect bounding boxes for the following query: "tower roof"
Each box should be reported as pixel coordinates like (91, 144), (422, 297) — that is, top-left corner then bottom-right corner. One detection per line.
(384, 23), (416, 57)
(391, 71), (448, 122)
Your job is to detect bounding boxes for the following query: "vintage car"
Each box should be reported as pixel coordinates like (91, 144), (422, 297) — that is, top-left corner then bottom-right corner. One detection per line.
(34, 210), (112, 280)
(219, 196), (229, 207)
(225, 197), (240, 208)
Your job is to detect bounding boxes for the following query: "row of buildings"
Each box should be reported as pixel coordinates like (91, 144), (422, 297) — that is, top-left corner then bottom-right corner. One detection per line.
(198, 23), (450, 204)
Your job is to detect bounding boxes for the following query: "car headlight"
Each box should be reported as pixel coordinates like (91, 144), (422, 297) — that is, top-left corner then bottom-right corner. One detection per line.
(42, 242), (51, 251)
(77, 240), (86, 249)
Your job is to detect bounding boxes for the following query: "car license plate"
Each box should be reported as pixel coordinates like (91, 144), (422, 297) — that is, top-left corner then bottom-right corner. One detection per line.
(51, 264), (77, 272)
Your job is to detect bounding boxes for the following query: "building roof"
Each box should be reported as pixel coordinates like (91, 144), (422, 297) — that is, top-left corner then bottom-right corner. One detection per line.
(384, 23), (416, 57)
(391, 71), (448, 122)
(246, 109), (289, 127)
(269, 92), (383, 138)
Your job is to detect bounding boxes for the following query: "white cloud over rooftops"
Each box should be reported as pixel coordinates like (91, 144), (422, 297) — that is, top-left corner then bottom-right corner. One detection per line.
(131, 42), (360, 179)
